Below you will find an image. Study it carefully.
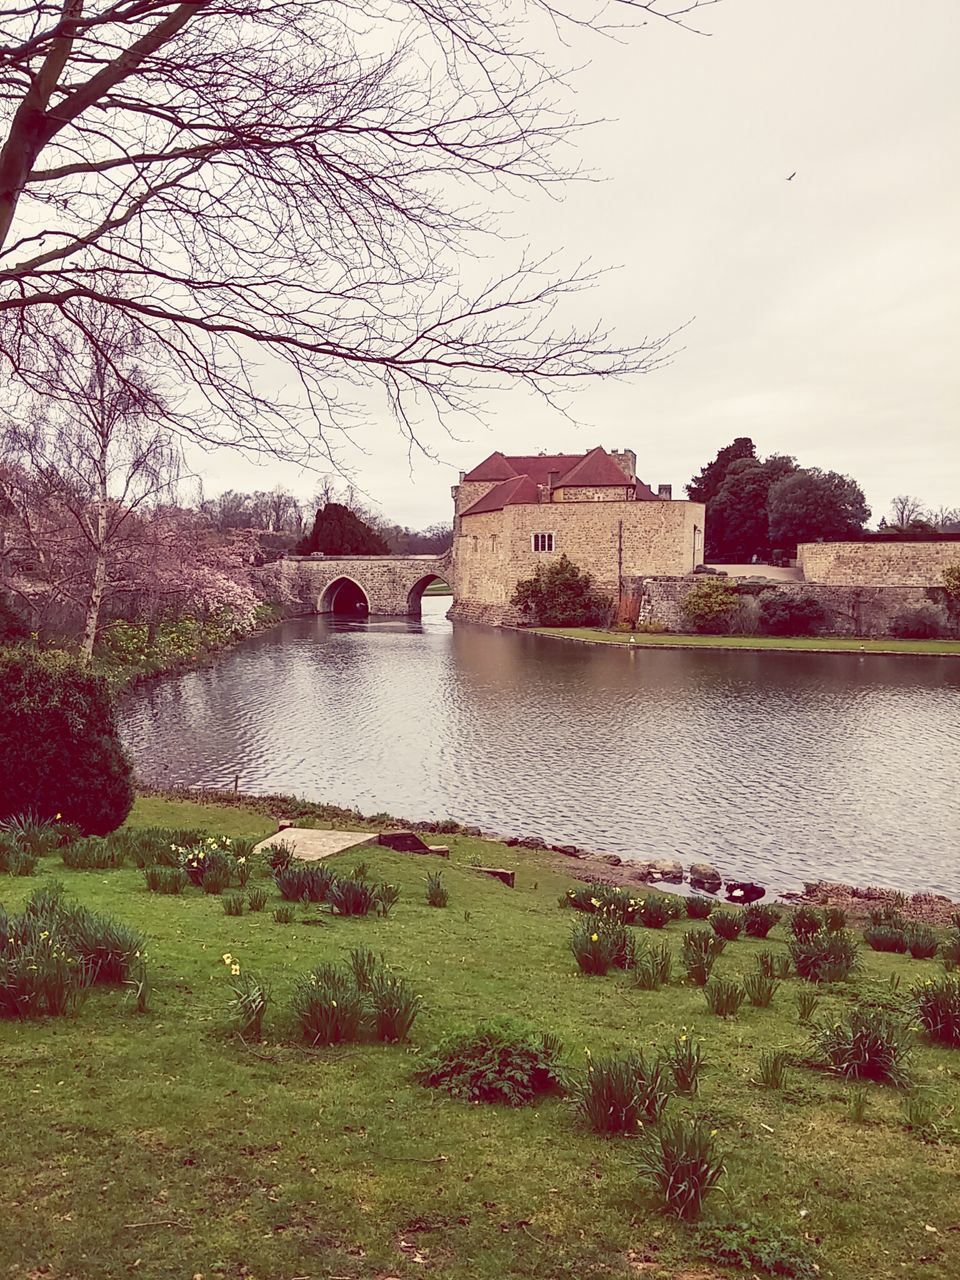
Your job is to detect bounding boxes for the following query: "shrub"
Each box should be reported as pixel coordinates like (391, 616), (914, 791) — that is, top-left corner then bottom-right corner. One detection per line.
(275, 863), (333, 903)
(65, 909), (145, 985)
(511, 554), (610, 627)
(757, 1050), (788, 1089)
(789, 907), (822, 941)
(223, 892), (245, 916)
(247, 887), (268, 912)
(637, 895), (676, 929)
(686, 896), (714, 920)
(0, 813), (62, 856)
(263, 839), (295, 872)
(274, 905), (295, 924)
(633, 942), (672, 990)
(905, 924), (938, 960)
(563, 883), (641, 924)
(796, 989), (818, 1023)
(143, 865), (186, 895)
(202, 860), (232, 895)
(756, 950), (792, 980)
(369, 970), (421, 1042)
(415, 1019), (567, 1105)
(710, 910), (743, 941)
(823, 907), (847, 933)
(744, 903), (781, 939)
(942, 934), (960, 971)
(699, 1223), (820, 1280)
(225, 961), (268, 1041)
(665, 1033), (702, 1096)
(374, 882), (400, 917)
(810, 1006), (912, 1085)
(576, 1050), (669, 1134)
(789, 930), (858, 983)
(913, 974), (960, 1047)
(868, 903), (906, 929)
(426, 871), (448, 907)
(61, 839), (125, 870)
(743, 972), (778, 1008)
(680, 579), (739, 634)
(757, 591), (826, 637)
(889, 605), (946, 639)
(570, 916), (627, 976)
(863, 925), (907, 954)
(0, 839), (37, 876)
(634, 1116), (724, 1220)
(0, 651), (133, 835)
(681, 930), (725, 986)
(348, 946), (384, 992)
(292, 963), (366, 1045)
(329, 875), (376, 916)
(704, 978), (744, 1018)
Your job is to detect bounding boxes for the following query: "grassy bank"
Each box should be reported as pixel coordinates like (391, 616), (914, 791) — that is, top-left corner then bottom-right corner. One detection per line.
(2, 796), (959, 1280)
(531, 627), (960, 657)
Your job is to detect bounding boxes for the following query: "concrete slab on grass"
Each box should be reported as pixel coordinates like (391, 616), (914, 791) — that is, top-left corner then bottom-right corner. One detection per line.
(254, 828), (377, 862)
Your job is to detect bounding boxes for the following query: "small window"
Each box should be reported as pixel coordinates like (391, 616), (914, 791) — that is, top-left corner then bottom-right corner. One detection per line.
(532, 532), (555, 553)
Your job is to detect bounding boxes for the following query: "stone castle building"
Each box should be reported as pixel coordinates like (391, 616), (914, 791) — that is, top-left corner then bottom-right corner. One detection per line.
(448, 446), (705, 625)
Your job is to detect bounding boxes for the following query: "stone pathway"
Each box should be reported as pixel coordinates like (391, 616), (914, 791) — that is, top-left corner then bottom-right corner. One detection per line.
(253, 828), (377, 862)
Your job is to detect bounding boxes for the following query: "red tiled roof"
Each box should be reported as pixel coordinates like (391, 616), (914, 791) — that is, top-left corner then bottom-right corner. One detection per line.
(462, 452), (520, 482)
(635, 479), (658, 501)
(553, 446), (632, 489)
(461, 474), (541, 516)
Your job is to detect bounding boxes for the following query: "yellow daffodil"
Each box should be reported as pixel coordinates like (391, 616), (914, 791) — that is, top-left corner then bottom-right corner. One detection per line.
(231, 964), (240, 976)
(222, 953), (233, 965)
(590, 933), (599, 943)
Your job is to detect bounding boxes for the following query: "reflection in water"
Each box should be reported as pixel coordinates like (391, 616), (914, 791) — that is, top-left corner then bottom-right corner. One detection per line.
(119, 598), (960, 895)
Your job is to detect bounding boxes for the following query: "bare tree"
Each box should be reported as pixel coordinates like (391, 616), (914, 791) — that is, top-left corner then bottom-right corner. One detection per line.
(888, 495), (928, 529)
(0, 1), (713, 463)
(2, 316), (180, 659)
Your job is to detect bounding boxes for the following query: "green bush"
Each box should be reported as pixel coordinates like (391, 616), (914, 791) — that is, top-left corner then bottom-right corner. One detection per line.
(511, 554), (610, 627)
(374, 882), (400, 917)
(222, 892), (245, 916)
(913, 975), (960, 1047)
(247, 887), (268, 912)
(743, 972), (778, 1008)
(744, 903), (781, 939)
(0, 813), (63, 856)
(756, 950), (792, 979)
(0, 651), (133, 835)
(823, 907), (847, 933)
(681, 930), (725, 986)
(61, 839), (125, 870)
(202, 860), (232, 895)
(632, 942), (672, 990)
(292, 963), (366, 1045)
(710, 910), (743, 941)
(275, 863), (333, 903)
(143, 865), (186, 895)
(757, 591), (826, 637)
(273, 905), (295, 924)
(415, 1019), (567, 1105)
(665, 1033), (702, 1096)
(634, 1116), (724, 1220)
(426, 871), (449, 907)
(570, 916), (629, 976)
(576, 1050), (669, 1134)
(810, 1006), (912, 1085)
(942, 933), (960, 971)
(905, 924), (938, 960)
(703, 978), (744, 1018)
(369, 970), (421, 1042)
(686, 896), (714, 920)
(0, 837), (37, 876)
(225, 961), (268, 1041)
(637, 895), (676, 929)
(789, 907), (822, 941)
(680, 579), (739, 634)
(863, 925), (907, 954)
(790, 930), (858, 983)
(329, 875), (376, 916)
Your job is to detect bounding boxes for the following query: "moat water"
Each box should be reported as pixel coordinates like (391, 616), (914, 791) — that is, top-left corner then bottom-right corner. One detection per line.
(118, 597), (960, 897)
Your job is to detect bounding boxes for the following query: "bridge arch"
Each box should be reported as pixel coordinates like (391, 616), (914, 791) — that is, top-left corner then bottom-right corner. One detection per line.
(407, 572), (451, 616)
(319, 576), (370, 617)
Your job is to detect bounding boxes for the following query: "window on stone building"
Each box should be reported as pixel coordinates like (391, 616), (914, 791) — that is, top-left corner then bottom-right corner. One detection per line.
(532, 532), (555, 553)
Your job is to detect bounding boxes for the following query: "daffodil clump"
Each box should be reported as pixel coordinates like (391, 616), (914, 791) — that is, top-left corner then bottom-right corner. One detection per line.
(291, 951), (420, 1046)
(221, 954), (268, 1041)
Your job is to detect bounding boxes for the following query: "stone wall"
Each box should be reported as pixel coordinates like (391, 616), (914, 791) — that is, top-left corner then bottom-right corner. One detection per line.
(625, 574), (956, 639)
(449, 498), (705, 624)
(798, 541), (960, 587)
(259, 554), (451, 615)
(553, 485), (633, 502)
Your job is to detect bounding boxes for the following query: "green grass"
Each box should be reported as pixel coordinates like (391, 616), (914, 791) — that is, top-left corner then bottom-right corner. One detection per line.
(422, 581), (453, 596)
(1, 798), (959, 1279)
(532, 628), (960, 657)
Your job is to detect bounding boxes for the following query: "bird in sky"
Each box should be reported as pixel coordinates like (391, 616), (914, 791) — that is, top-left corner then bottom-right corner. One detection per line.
(786, 171), (797, 181)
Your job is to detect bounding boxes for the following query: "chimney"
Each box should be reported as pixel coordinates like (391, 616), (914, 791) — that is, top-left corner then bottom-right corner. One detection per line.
(610, 449), (637, 483)
(547, 470), (560, 499)
(657, 483), (672, 500)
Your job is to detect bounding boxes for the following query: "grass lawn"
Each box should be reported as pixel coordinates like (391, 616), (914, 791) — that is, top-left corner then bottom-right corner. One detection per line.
(532, 628), (960, 657)
(2, 798), (959, 1280)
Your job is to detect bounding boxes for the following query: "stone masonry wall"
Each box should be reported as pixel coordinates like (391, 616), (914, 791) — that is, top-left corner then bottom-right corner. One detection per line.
(798, 541), (960, 587)
(449, 499), (704, 624)
(553, 485), (633, 502)
(259, 554), (451, 615)
(626, 575), (956, 639)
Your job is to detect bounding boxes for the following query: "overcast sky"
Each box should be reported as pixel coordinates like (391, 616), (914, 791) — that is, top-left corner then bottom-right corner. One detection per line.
(189, 0), (960, 529)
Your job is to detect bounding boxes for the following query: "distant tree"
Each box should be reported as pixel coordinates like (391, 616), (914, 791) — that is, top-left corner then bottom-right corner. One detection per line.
(705, 455), (797, 561)
(297, 503), (390, 556)
(511, 555), (609, 627)
(888, 495), (928, 529)
(687, 437), (757, 505)
(767, 469), (870, 554)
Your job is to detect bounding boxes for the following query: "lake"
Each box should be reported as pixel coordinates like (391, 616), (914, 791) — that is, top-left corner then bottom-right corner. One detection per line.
(118, 597), (960, 896)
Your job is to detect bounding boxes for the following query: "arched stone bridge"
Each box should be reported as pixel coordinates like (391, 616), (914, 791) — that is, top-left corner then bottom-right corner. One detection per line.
(274, 553), (453, 616)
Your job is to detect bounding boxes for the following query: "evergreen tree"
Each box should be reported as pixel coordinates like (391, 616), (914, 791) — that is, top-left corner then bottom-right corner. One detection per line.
(686, 437), (757, 504)
(296, 503), (390, 555)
